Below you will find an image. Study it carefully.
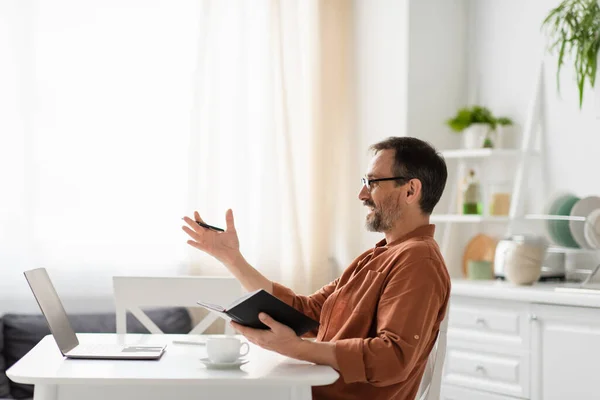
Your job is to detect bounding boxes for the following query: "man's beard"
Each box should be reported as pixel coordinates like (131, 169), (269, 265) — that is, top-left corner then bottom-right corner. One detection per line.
(364, 197), (402, 232)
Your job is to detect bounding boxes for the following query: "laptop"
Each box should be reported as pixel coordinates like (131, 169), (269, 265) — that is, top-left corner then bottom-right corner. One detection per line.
(23, 268), (166, 360)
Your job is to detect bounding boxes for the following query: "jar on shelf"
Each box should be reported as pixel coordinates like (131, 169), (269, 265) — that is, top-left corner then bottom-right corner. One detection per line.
(489, 181), (512, 216)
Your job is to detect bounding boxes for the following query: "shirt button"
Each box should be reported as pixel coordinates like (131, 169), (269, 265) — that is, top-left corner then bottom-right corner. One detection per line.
(414, 335), (420, 340)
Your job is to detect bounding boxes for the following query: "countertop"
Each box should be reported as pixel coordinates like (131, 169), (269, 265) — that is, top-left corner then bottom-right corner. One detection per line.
(451, 279), (600, 308)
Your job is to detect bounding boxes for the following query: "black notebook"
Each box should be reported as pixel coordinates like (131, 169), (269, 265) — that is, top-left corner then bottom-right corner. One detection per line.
(197, 289), (319, 336)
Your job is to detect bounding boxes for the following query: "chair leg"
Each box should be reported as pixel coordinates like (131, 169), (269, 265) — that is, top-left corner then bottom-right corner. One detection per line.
(115, 305), (127, 335)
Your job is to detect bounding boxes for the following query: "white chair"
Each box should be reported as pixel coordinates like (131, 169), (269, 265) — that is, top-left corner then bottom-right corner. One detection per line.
(113, 276), (242, 335)
(416, 304), (450, 400)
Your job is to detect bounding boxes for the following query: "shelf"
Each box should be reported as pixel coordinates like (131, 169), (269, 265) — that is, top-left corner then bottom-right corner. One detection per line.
(430, 214), (510, 223)
(524, 214), (587, 222)
(547, 246), (600, 254)
(441, 149), (536, 159)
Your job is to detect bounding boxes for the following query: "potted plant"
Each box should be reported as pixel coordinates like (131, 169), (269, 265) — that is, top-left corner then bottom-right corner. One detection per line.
(542, 0), (600, 108)
(446, 106), (513, 149)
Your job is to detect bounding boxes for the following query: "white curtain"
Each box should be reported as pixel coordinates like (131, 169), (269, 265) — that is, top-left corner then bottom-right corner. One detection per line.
(188, 0), (355, 294)
(0, 0), (199, 310)
(0, 0), (355, 311)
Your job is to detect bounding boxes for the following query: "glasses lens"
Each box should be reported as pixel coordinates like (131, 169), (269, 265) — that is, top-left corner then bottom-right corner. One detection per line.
(361, 177), (369, 190)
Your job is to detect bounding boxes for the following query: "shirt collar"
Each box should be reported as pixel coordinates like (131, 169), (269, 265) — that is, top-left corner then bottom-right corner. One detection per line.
(375, 224), (436, 248)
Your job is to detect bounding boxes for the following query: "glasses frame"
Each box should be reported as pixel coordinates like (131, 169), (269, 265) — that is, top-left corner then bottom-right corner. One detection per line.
(361, 176), (411, 191)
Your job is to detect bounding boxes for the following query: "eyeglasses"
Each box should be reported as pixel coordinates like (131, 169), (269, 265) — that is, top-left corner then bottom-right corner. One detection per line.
(361, 176), (411, 191)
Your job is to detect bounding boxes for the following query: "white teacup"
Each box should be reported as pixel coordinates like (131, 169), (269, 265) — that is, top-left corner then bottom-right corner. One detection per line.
(206, 337), (249, 363)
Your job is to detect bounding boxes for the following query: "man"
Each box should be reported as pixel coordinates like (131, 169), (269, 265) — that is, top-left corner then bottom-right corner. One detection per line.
(182, 136), (450, 400)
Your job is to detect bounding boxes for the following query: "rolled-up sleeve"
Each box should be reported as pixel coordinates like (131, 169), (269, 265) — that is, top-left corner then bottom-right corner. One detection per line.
(334, 258), (448, 386)
(272, 279), (338, 323)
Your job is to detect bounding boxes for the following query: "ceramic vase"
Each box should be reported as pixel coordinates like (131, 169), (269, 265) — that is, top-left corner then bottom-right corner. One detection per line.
(462, 123), (491, 149)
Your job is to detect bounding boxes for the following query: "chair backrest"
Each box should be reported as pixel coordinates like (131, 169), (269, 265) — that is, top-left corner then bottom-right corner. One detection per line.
(113, 276), (242, 335)
(416, 303), (450, 400)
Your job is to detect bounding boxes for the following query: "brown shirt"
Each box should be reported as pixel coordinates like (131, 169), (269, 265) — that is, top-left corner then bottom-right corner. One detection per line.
(272, 224), (450, 400)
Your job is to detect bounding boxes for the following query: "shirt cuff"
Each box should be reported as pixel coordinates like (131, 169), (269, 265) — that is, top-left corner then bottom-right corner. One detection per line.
(335, 339), (366, 383)
(272, 282), (296, 307)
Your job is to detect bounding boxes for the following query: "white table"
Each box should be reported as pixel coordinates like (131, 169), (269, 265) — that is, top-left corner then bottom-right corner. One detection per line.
(6, 333), (339, 400)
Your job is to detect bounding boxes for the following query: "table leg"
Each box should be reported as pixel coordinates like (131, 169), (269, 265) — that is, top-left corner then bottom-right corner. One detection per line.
(33, 384), (58, 400)
(289, 386), (312, 400)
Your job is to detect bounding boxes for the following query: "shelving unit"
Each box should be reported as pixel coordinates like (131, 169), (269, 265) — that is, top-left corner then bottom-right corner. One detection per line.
(433, 61), (599, 272)
(434, 61), (600, 278)
(436, 62), (545, 260)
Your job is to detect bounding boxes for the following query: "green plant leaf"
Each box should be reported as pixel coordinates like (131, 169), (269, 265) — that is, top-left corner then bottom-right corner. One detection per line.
(445, 106), (509, 133)
(496, 117), (513, 126)
(541, 0), (600, 109)
(557, 31), (567, 92)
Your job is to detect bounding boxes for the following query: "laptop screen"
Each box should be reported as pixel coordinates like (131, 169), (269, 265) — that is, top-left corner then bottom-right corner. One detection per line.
(24, 268), (79, 353)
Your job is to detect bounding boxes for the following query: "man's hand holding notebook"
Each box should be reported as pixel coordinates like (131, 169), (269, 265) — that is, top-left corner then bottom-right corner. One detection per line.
(197, 289), (319, 336)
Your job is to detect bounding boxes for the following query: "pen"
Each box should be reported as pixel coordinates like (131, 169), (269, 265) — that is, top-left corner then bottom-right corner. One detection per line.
(195, 220), (225, 232)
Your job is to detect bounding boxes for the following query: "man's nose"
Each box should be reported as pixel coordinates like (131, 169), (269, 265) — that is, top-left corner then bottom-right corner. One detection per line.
(358, 185), (369, 201)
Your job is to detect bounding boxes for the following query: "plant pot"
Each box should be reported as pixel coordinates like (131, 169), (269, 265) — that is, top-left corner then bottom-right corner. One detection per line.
(462, 123), (491, 149)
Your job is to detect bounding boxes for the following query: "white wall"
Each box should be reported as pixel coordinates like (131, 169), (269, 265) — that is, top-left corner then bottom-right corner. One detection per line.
(353, 0), (410, 251)
(408, 0), (468, 151)
(352, 0), (468, 252)
(470, 0), (600, 199)
(407, 0), (468, 265)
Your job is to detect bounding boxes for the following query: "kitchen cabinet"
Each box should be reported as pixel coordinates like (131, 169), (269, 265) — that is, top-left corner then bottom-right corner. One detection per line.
(443, 296), (531, 399)
(530, 304), (600, 400)
(444, 289), (600, 400)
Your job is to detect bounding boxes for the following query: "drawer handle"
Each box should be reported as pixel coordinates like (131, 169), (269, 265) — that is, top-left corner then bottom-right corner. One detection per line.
(475, 317), (486, 326)
(529, 313), (538, 322)
(475, 365), (486, 374)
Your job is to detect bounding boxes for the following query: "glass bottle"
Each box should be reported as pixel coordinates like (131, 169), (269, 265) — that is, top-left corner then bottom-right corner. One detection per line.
(462, 169), (482, 215)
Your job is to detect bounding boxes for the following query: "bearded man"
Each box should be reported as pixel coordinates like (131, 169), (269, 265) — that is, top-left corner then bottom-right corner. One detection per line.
(182, 136), (450, 400)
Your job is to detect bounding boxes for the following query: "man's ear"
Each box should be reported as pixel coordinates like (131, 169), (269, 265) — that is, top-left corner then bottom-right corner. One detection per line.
(406, 179), (422, 205)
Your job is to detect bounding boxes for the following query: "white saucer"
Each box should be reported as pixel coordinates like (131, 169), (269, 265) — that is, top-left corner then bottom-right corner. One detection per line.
(199, 357), (249, 370)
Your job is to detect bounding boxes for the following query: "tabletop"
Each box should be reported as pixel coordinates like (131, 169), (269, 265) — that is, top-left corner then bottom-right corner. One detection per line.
(6, 333), (339, 387)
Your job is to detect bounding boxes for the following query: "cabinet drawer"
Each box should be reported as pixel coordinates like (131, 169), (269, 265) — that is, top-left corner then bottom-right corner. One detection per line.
(442, 384), (521, 400)
(452, 306), (519, 334)
(449, 296), (529, 348)
(443, 345), (529, 398)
